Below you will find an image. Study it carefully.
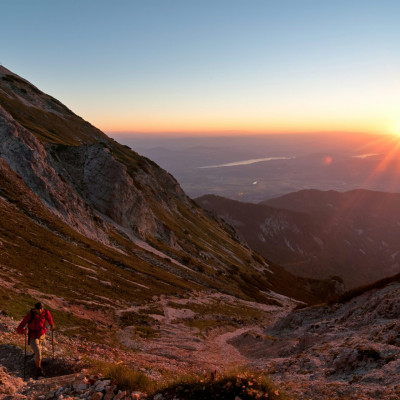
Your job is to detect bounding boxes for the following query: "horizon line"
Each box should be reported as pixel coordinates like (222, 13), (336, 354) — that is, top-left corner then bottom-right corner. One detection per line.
(106, 129), (390, 138)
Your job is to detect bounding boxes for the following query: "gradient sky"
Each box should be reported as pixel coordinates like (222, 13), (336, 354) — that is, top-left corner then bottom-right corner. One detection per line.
(1, 0), (399, 136)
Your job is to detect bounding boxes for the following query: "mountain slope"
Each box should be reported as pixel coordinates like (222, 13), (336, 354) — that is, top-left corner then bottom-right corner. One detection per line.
(264, 189), (400, 286)
(0, 65), (341, 352)
(197, 190), (400, 288)
(196, 194), (320, 264)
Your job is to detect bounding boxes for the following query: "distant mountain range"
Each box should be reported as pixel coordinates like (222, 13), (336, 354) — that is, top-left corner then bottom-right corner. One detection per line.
(197, 189), (400, 288)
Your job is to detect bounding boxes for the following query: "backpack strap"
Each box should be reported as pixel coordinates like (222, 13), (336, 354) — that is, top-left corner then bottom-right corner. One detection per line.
(27, 310), (35, 326)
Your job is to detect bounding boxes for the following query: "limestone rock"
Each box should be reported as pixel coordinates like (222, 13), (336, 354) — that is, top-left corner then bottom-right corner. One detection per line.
(0, 106), (107, 242)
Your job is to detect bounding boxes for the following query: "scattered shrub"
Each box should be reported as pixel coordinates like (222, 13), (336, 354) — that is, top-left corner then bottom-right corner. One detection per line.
(92, 362), (155, 393)
(157, 367), (290, 400)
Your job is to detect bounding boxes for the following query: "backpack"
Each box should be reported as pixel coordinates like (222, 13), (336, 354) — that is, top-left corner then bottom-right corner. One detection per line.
(27, 309), (47, 344)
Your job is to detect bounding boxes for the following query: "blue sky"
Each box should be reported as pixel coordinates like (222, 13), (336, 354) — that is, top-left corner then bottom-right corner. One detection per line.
(1, 0), (399, 135)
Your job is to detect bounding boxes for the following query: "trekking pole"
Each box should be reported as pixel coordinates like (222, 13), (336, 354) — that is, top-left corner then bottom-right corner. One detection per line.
(23, 330), (27, 381)
(52, 328), (54, 360)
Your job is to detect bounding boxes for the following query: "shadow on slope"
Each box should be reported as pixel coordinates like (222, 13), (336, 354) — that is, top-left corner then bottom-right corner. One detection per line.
(0, 343), (84, 380)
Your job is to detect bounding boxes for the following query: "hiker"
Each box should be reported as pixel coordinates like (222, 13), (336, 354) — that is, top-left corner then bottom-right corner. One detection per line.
(17, 302), (54, 376)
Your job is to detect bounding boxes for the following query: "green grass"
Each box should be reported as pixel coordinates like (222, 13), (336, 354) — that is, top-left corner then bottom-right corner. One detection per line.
(119, 311), (160, 338)
(138, 305), (164, 316)
(91, 361), (156, 393)
(0, 77), (106, 146)
(169, 298), (266, 324)
(46, 307), (108, 342)
(0, 289), (37, 320)
(183, 318), (232, 335)
(135, 326), (159, 339)
(156, 367), (291, 400)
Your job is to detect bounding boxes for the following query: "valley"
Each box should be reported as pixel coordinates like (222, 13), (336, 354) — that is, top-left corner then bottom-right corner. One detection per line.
(115, 134), (400, 202)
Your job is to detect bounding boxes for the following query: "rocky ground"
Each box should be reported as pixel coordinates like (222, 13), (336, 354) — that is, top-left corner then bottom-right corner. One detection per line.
(230, 280), (400, 399)
(0, 291), (292, 400)
(1, 282), (400, 399)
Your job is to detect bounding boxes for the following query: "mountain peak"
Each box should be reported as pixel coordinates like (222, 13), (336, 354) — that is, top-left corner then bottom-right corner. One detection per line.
(0, 65), (24, 79)
(0, 66), (109, 145)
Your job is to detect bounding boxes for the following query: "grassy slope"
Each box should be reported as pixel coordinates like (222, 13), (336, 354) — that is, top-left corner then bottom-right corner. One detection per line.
(0, 160), (205, 338)
(97, 363), (291, 400)
(0, 73), (108, 146)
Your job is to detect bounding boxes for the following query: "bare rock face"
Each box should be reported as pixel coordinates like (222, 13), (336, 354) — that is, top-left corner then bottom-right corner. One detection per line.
(0, 66), (168, 244)
(0, 106), (107, 242)
(49, 143), (158, 238)
(0, 104), (184, 245)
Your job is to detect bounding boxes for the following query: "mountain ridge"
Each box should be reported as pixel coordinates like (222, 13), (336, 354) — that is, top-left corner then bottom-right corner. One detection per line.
(197, 189), (400, 288)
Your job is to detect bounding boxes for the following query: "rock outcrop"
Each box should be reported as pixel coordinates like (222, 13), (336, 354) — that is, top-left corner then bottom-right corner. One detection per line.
(0, 105), (108, 242)
(48, 143), (159, 238)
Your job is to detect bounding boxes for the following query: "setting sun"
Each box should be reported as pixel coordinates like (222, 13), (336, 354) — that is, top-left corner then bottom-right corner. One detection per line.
(389, 122), (400, 137)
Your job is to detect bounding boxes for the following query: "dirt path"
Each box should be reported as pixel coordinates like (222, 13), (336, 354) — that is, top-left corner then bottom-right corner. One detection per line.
(204, 326), (257, 367)
(127, 292), (290, 373)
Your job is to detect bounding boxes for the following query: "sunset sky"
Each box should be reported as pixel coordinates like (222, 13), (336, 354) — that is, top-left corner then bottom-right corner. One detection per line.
(1, 0), (399, 136)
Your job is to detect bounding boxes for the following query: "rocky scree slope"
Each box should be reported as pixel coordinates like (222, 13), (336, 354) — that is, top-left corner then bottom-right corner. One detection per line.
(227, 274), (400, 400)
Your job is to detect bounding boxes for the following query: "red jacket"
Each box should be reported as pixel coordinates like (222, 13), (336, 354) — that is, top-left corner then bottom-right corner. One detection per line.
(17, 309), (54, 339)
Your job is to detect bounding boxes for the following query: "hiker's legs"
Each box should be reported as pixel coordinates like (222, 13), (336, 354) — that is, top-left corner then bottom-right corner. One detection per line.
(30, 335), (46, 367)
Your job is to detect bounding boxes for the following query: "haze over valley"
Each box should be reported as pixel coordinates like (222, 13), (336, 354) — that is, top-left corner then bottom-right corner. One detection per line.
(114, 133), (400, 202)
